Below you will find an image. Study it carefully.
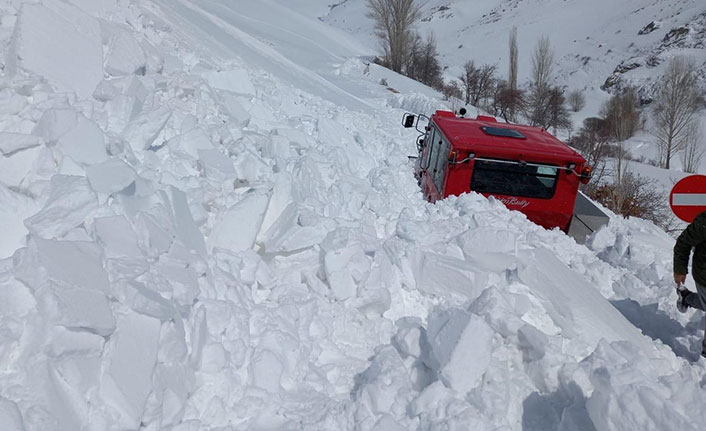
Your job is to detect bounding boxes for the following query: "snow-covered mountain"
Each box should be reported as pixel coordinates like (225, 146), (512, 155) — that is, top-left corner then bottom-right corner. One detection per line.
(319, 0), (706, 173)
(0, 1), (705, 431)
(321, 0), (706, 105)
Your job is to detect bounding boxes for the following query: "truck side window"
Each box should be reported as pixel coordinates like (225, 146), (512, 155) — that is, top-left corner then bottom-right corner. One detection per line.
(471, 160), (559, 199)
(423, 127), (438, 170)
(432, 136), (450, 193)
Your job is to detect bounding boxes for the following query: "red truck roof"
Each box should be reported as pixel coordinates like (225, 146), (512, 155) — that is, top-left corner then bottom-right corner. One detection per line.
(433, 113), (586, 165)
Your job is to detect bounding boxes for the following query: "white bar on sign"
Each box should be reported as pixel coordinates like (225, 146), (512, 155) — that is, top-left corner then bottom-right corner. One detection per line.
(673, 193), (706, 206)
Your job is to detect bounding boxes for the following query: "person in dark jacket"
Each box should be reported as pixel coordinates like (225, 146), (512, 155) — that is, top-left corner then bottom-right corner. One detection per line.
(674, 211), (706, 358)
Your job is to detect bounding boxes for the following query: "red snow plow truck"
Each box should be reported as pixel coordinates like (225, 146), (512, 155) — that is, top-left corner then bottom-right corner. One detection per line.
(403, 110), (608, 241)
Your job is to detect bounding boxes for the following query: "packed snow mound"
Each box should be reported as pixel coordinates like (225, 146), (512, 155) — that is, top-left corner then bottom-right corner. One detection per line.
(0, 1), (705, 430)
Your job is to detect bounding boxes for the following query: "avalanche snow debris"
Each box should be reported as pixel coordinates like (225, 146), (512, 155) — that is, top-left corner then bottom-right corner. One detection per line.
(203, 68), (256, 96)
(7, 2), (103, 99)
(0, 132), (43, 155)
(24, 175), (98, 239)
(208, 192), (270, 254)
(0, 397), (23, 431)
(100, 312), (161, 430)
(0, 184), (37, 258)
(86, 158), (136, 194)
(0, 0), (705, 430)
(103, 25), (148, 77)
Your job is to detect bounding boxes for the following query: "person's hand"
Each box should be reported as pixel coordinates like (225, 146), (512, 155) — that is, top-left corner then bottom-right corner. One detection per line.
(674, 273), (687, 286)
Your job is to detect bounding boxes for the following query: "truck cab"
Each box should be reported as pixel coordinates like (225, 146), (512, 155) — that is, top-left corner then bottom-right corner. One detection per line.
(405, 110), (592, 232)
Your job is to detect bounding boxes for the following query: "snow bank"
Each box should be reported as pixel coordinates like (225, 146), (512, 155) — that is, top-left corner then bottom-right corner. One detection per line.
(0, 0), (704, 430)
(7, 2), (103, 98)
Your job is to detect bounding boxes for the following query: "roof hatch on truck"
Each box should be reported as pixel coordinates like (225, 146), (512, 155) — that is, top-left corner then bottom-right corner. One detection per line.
(480, 126), (526, 139)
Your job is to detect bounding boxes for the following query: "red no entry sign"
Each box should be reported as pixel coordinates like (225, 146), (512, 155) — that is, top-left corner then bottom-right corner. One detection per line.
(670, 175), (706, 222)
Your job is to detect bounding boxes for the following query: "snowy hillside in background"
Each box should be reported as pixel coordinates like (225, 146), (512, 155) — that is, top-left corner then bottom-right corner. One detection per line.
(318, 0), (706, 175)
(1, 1), (706, 431)
(320, 0), (706, 107)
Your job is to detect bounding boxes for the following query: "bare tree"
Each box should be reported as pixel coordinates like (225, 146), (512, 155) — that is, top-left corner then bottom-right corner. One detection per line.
(600, 87), (641, 184)
(441, 80), (463, 104)
(403, 32), (423, 77)
(366, 0), (423, 73)
(527, 36), (555, 126)
(531, 36), (554, 91)
(408, 32), (442, 87)
(567, 90), (586, 112)
(682, 123), (704, 173)
(652, 56), (703, 169)
(601, 87), (641, 142)
(477, 64), (498, 109)
(572, 117), (611, 186)
(509, 26), (518, 91)
(459, 62), (497, 107)
(547, 86), (572, 134)
(493, 80), (525, 123)
(591, 171), (669, 226)
(459, 61), (477, 105)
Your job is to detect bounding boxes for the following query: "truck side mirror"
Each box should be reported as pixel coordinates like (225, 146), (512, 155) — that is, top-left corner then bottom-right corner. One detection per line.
(403, 114), (415, 128)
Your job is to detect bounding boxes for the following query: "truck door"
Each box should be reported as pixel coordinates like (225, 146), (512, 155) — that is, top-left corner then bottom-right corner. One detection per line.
(421, 126), (451, 202)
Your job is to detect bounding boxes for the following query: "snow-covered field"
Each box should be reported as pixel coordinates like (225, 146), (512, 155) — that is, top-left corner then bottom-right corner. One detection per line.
(1, 1), (706, 430)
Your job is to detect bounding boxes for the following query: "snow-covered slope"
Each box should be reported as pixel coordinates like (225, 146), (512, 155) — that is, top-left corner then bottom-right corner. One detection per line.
(322, 0), (706, 103)
(0, 1), (705, 430)
(320, 0), (706, 174)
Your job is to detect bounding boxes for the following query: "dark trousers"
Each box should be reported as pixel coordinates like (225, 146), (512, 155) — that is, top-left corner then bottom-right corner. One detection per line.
(684, 282), (706, 354)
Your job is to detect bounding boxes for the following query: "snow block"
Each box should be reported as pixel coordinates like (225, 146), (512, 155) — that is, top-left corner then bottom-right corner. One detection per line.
(25, 238), (114, 335)
(258, 172), (293, 241)
(371, 415), (407, 431)
(32, 108), (78, 142)
(135, 212), (173, 258)
(0, 132), (43, 156)
(65, 0), (118, 17)
(198, 149), (236, 181)
(427, 311), (493, 394)
(249, 349), (283, 392)
(262, 134), (291, 159)
(86, 158), (136, 194)
(516, 248), (655, 355)
(217, 92), (251, 126)
(56, 115), (108, 165)
(94, 215), (142, 258)
(167, 128), (213, 159)
(204, 69), (255, 96)
(0, 398), (23, 431)
(123, 106), (172, 152)
(100, 312), (161, 429)
(34, 238), (110, 293)
(208, 193), (270, 253)
(53, 286), (115, 336)
(7, 2), (103, 98)
(118, 280), (176, 321)
(0, 183), (38, 258)
(457, 228), (519, 254)
(324, 243), (369, 301)
(104, 29), (147, 76)
(25, 175), (98, 239)
(415, 252), (489, 301)
(0, 144), (42, 188)
(170, 187), (207, 255)
(260, 204), (328, 253)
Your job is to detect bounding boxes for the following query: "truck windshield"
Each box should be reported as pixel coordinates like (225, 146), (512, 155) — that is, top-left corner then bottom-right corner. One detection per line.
(471, 160), (559, 199)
